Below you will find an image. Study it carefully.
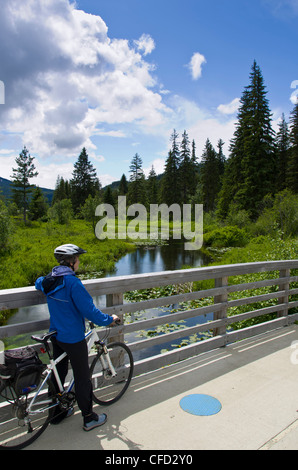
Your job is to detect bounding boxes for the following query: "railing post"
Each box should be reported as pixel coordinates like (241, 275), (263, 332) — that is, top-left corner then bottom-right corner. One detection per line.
(213, 276), (228, 340)
(278, 268), (290, 323)
(106, 293), (124, 343)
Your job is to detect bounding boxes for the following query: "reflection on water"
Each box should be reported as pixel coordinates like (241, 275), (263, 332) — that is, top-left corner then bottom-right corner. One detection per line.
(110, 241), (208, 277)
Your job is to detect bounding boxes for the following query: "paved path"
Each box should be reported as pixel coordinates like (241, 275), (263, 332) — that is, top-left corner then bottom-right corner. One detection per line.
(27, 325), (298, 451)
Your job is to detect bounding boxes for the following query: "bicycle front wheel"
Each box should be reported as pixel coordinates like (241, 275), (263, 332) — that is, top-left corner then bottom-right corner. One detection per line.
(0, 375), (56, 450)
(90, 342), (134, 406)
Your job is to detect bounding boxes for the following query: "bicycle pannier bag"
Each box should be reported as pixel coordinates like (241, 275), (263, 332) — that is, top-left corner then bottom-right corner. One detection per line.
(0, 347), (45, 395)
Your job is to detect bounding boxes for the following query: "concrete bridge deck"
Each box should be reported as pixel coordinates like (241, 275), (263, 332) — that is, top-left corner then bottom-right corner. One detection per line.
(27, 324), (298, 451)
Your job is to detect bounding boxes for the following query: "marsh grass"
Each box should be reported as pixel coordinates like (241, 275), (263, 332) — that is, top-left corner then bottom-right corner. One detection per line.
(0, 219), (135, 289)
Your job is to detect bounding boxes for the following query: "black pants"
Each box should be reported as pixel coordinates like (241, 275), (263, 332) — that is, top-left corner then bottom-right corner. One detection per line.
(51, 337), (93, 419)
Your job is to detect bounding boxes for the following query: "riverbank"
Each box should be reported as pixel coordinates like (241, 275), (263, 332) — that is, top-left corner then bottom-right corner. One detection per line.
(0, 219), (136, 290)
(1, 219), (297, 292)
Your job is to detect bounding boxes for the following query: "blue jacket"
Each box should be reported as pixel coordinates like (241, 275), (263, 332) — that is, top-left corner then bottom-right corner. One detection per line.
(35, 266), (113, 343)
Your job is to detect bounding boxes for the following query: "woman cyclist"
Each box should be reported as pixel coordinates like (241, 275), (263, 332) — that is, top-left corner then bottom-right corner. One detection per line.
(35, 244), (119, 431)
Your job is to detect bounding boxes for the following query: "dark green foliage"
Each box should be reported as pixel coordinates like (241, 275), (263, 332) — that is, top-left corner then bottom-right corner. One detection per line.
(70, 147), (101, 213)
(11, 146), (38, 223)
(199, 138), (225, 212)
(28, 187), (49, 221)
(218, 61), (276, 219)
(286, 103), (298, 193)
(276, 113), (290, 191)
(160, 129), (181, 206)
(127, 153), (147, 206)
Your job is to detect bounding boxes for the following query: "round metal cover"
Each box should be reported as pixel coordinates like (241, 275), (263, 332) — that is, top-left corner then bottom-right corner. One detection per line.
(180, 394), (222, 416)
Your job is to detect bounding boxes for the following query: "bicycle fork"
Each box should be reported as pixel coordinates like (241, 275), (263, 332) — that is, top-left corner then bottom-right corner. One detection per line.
(99, 345), (117, 378)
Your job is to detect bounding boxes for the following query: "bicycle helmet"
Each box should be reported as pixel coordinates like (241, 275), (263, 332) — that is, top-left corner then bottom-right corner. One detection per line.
(54, 244), (87, 266)
(54, 244), (87, 256)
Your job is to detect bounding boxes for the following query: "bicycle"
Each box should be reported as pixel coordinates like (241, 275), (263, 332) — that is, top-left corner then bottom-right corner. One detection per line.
(0, 321), (134, 450)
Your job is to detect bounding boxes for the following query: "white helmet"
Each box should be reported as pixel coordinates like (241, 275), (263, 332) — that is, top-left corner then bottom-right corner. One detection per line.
(54, 244), (87, 256)
(54, 244), (87, 265)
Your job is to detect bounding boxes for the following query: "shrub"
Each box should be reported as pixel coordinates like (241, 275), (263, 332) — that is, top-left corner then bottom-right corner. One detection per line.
(203, 225), (248, 248)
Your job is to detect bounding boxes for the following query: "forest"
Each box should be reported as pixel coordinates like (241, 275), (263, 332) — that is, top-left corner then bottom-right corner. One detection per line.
(0, 61), (297, 291)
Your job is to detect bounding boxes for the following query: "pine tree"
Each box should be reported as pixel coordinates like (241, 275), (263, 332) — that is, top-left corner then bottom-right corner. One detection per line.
(286, 103), (298, 193)
(127, 153), (147, 205)
(160, 129), (181, 205)
(276, 113), (290, 191)
(147, 165), (158, 204)
(52, 176), (71, 204)
(11, 146), (38, 223)
(118, 174), (128, 195)
(218, 61), (275, 218)
(70, 147), (101, 213)
(103, 186), (115, 206)
(199, 139), (222, 212)
(189, 139), (199, 199)
(28, 186), (49, 221)
(179, 130), (193, 204)
(217, 139), (226, 176)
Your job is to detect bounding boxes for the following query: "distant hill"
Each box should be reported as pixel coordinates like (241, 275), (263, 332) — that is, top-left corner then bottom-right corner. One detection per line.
(0, 176), (54, 204)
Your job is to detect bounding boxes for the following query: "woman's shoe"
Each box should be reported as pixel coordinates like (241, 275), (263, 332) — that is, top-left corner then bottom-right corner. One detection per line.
(83, 413), (107, 431)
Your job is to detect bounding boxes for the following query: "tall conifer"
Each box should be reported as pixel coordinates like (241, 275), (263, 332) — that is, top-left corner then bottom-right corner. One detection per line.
(11, 146), (38, 223)
(286, 103), (298, 193)
(70, 147), (100, 213)
(218, 61), (275, 218)
(160, 129), (181, 205)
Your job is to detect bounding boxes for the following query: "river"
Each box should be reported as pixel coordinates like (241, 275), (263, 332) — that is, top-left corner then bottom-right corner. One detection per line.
(8, 240), (210, 325)
(7, 241), (213, 357)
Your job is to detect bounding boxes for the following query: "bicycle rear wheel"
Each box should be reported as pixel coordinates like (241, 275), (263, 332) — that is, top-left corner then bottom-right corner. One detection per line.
(0, 375), (56, 450)
(90, 342), (134, 406)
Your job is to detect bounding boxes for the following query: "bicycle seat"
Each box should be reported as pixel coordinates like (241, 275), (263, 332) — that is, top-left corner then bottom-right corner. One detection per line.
(31, 331), (57, 345)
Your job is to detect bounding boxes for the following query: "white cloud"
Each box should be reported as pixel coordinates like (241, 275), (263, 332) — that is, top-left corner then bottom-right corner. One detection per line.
(167, 96), (236, 158)
(0, 0), (169, 162)
(188, 52), (206, 80)
(217, 98), (240, 115)
(144, 158), (166, 177)
(0, 0), (237, 189)
(290, 80), (298, 104)
(134, 34), (155, 56)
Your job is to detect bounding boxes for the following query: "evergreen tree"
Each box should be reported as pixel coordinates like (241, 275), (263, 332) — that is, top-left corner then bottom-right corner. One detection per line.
(52, 176), (71, 205)
(275, 114), (290, 191)
(179, 130), (193, 204)
(189, 139), (199, 196)
(147, 165), (158, 204)
(103, 186), (115, 206)
(217, 139), (226, 176)
(199, 139), (222, 212)
(286, 103), (298, 193)
(160, 129), (181, 205)
(70, 147), (101, 213)
(28, 186), (49, 221)
(218, 61), (276, 218)
(11, 146), (38, 223)
(118, 174), (128, 195)
(127, 153), (147, 205)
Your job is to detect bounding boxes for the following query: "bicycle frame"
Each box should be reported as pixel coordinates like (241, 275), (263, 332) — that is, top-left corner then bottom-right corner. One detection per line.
(27, 325), (117, 416)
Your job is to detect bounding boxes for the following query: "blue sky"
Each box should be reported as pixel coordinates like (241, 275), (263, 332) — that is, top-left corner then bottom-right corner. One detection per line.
(0, 0), (297, 189)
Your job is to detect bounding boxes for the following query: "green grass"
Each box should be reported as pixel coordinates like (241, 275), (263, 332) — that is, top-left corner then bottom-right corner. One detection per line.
(0, 219), (135, 289)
